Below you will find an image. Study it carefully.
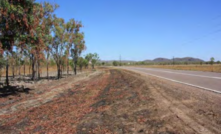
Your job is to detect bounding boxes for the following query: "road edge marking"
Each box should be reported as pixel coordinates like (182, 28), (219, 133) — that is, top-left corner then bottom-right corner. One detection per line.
(133, 68), (221, 80)
(125, 69), (221, 94)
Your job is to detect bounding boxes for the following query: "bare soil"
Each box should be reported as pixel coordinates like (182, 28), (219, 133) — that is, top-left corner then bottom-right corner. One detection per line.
(0, 68), (221, 134)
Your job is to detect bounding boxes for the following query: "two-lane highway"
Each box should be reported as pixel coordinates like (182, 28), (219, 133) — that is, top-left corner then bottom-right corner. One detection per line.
(121, 67), (221, 94)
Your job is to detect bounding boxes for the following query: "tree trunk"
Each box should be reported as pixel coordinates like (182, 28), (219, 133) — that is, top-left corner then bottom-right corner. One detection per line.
(12, 64), (15, 78)
(47, 60), (49, 80)
(46, 52), (49, 80)
(59, 68), (61, 79)
(24, 64), (25, 77)
(61, 63), (63, 78)
(57, 68), (60, 79)
(32, 63), (34, 80)
(74, 66), (76, 75)
(38, 59), (40, 79)
(29, 58), (31, 76)
(15, 64), (17, 77)
(57, 63), (61, 79)
(74, 61), (77, 75)
(6, 61), (9, 86)
(62, 64), (64, 77)
(18, 62), (21, 79)
(31, 58), (35, 81)
(35, 59), (38, 80)
(67, 60), (69, 75)
(67, 50), (69, 76)
(0, 69), (1, 81)
(5, 52), (9, 86)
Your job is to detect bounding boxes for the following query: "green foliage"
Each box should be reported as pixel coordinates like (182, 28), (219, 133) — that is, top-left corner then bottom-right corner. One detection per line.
(91, 53), (99, 65)
(85, 53), (99, 69)
(113, 61), (119, 66)
(210, 57), (215, 65)
(77, 57), (84, 70)
(0, 0), (36, 51)
(85, 53), (93, 62)
(49, 15), (85, 77)
(83, 59), (89, 68)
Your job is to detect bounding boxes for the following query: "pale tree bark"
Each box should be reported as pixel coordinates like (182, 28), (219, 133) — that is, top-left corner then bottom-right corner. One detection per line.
(5, 52), (9, 86)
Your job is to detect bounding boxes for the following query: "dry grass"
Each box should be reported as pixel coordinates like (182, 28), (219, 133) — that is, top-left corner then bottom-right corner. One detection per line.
(134, 64), (221, 73)
(0, 65), (57, 76)
(0, 66), (91, 77)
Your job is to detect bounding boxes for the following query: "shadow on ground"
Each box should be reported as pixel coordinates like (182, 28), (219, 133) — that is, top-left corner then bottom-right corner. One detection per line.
(0, 85), (32, 98)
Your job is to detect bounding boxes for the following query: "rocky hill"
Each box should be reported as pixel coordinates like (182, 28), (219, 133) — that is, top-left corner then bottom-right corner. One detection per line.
(144, 57), (204, 63)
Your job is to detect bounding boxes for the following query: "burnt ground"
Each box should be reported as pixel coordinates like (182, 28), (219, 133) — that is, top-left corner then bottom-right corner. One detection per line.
(0, 69), (221, 134)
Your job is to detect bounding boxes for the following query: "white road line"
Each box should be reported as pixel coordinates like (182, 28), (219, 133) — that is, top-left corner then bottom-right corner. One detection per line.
(126, 69), (221, 94)
(132, 68), (221, 80)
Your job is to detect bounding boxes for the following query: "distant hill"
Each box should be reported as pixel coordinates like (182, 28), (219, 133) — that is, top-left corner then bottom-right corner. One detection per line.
(100, 57), (204, 64)
(101, 60), (137, 63)
(144, 57), (204, 63)
(153, 58), (171, 63)
(143, 59), (153, 63)
(174, 57), (204, 62)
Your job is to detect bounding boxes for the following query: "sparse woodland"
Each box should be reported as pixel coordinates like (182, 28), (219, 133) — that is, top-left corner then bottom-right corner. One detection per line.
(0, 0), (99, 86)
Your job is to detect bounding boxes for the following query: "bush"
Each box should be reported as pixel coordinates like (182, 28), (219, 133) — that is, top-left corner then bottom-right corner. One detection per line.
(113, 61), (119, 66)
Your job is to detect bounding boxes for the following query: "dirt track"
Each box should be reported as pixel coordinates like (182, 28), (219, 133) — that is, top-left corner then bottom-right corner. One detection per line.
(0, 69), (221, 134)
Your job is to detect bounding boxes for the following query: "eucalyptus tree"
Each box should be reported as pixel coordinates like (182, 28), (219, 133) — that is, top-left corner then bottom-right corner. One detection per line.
(50, 16), (68, 79)
(83, 58), (89, 69)
(15, 47), (22, 78)
(85, 53), (99, 69)
(28, 2), (57, 80)
(23, 44), (34, 77)
(44, 45), (51, 80)
(22, 54), (29, 77)
(85, 53), (93, 65)
(8, 51), (16, 78)
(65, 19), (75, 75)
(41, 2), (57, 79)
(77, 57), (84, 71)
(91, 53), (99, 69)
(210, 57), (215, 65)
(66, 20), (86, 75)
(0, 0), (36, 86)
(71, 31), (86, 75)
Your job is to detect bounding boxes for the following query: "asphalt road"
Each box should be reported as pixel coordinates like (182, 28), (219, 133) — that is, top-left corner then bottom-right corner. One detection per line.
(121, 67), (221, 94)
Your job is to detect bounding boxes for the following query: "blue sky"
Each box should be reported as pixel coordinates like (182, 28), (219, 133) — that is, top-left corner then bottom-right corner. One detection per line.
(37, 0), (221, 61)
